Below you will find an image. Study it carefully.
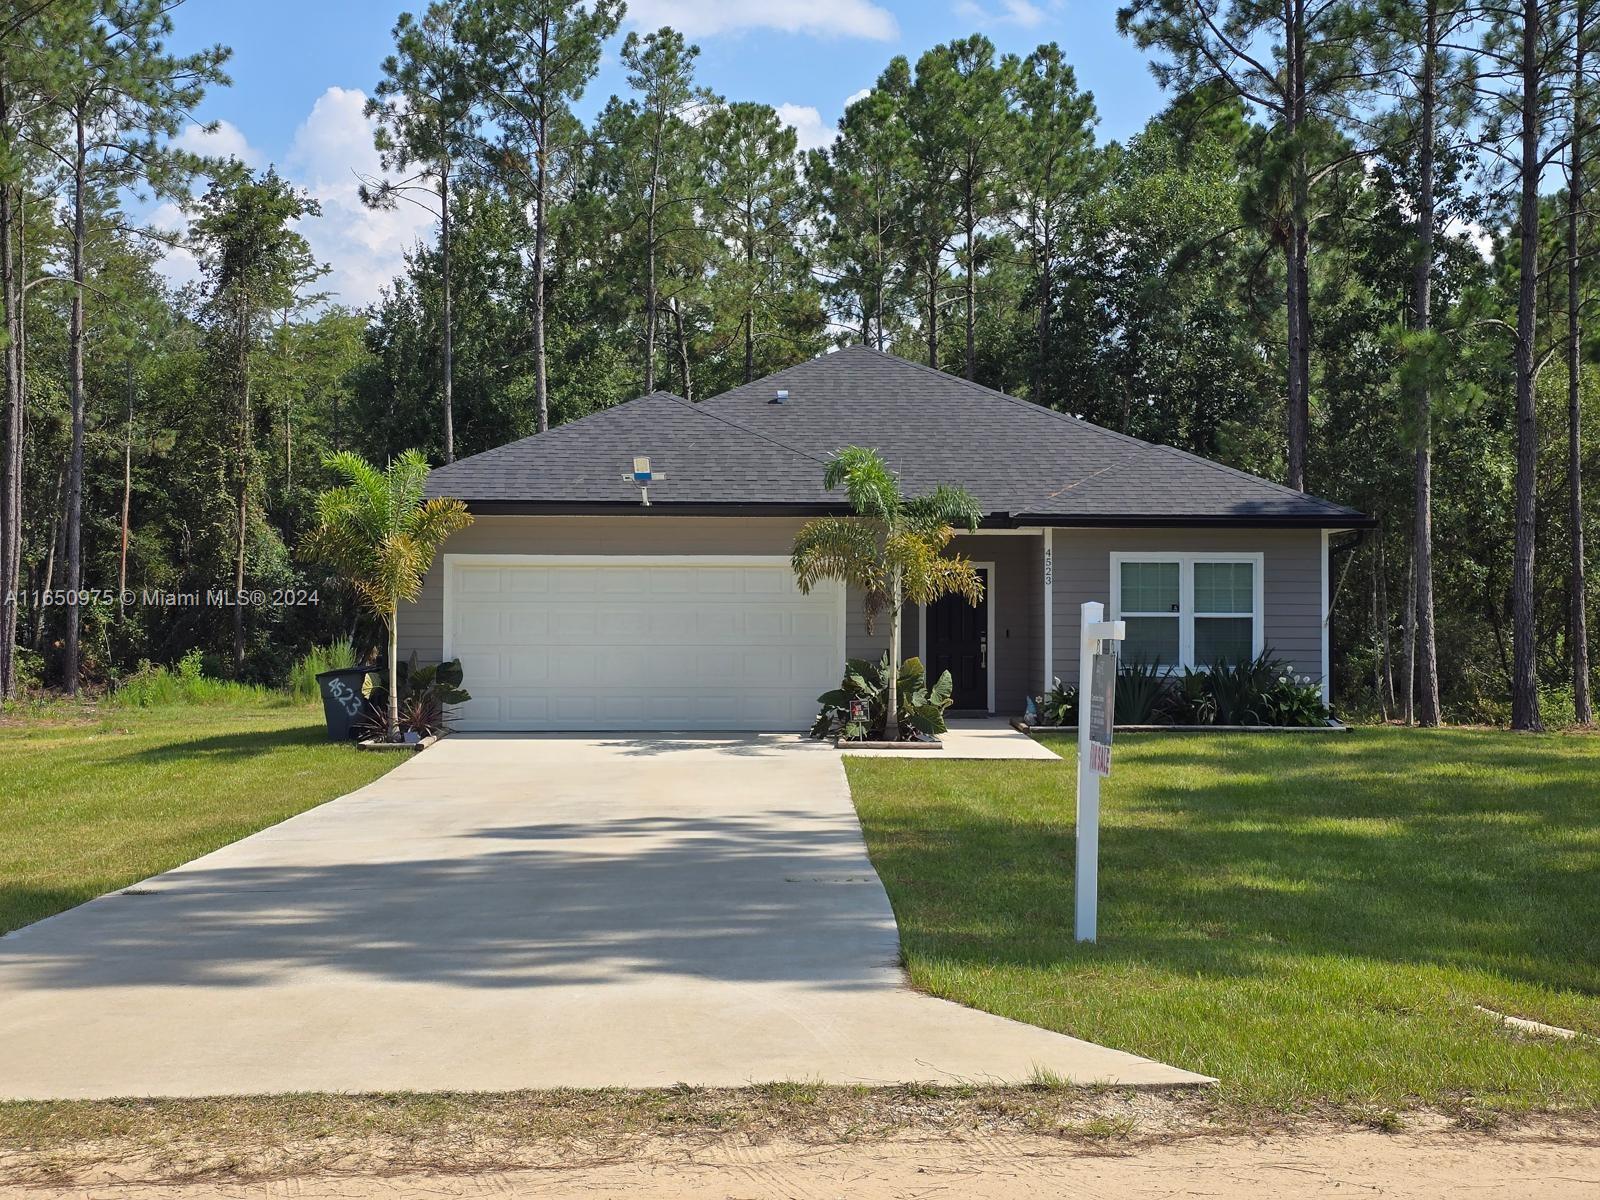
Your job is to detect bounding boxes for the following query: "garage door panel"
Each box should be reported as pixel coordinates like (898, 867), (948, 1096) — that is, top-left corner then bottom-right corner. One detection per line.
(447, 559), (842, 731)
(506, 571), (549, 595)
(457, 567), (503, 595)
(550, 609), (598, 639)
(649, 609), (697, 639)
(502, 608), (548, 641)
(503, 696), (549, 724)
(456, 609), (502, 643)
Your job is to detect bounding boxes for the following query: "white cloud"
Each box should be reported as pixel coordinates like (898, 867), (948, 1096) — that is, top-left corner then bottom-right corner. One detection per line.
(954, 0), (1048, 27)
(173, 119), (264, 167)
(283, 86), (437, 309)
(146, 201), (200, 291)
(625, 0), (897, 40)
(776, 102), (834, 152)
(1445, 216), (1495, 261)
(149, 87), (436, 306)
(844, 87), (872, 109)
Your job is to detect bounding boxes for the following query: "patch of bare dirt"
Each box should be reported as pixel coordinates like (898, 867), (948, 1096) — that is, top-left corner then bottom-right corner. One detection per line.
(4, 1123), (1600, 1199)
(2, 1089), (1598, 1197)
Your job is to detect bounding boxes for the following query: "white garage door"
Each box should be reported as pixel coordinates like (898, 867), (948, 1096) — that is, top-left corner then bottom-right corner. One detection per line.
(445, 556), (845, 731)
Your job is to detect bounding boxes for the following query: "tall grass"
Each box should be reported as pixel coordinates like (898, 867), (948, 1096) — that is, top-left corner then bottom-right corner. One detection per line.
(107, 640), (359, 709)
(288, 637), (356, 701)
(108, 650), (278, 709)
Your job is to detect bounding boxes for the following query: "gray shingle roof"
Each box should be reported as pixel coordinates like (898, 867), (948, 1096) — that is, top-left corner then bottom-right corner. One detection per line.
(425, 346), (1370, 527)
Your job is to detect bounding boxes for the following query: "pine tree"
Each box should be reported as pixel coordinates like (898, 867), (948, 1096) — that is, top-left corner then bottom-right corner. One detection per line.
(45, 0), (227, 693)
(364, 1), (482, 462)
(473, 0), (622, 432)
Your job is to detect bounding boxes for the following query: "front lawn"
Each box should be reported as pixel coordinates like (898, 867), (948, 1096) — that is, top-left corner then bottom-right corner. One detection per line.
(846, 728), (1600, 1114)
(0, 701), (398, 935)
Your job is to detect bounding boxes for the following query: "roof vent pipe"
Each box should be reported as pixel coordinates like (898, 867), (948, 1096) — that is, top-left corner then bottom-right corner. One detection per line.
(771, 389), (788, 404)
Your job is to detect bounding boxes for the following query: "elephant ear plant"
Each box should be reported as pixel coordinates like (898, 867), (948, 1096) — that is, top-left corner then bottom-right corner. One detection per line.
(302, 450), (473, 742)
(792, 446), (983, 741)
(811, 654), (955, 741)
(357, 653), (473, 741)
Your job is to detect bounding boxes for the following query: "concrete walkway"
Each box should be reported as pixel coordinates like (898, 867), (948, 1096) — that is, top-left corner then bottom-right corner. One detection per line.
(0, 733), (1207, 1099)
(840, 717), (1062, 759)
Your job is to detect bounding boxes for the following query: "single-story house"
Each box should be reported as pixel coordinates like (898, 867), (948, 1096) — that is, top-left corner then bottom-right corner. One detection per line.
(405, 346), (1372, 732)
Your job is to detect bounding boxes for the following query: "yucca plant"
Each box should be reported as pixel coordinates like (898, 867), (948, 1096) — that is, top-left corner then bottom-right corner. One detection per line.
(301, 450), (472, 742)
(791, 446), (984, 741)
(1115, 657), (1169, 724)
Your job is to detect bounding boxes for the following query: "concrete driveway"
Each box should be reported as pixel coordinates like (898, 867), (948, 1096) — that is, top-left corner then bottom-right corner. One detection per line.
(0, 734), (1208, 1098)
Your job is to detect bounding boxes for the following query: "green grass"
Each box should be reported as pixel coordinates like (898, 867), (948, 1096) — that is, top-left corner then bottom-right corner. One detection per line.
(0, 700), (399, 935)
(845, 728), (1600, 1115)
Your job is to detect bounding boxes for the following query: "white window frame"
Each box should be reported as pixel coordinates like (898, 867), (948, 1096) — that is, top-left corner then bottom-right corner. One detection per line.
(1108, 551), (1265, 670)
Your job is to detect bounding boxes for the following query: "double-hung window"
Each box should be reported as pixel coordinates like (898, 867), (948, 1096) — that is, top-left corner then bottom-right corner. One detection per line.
(1110, 553), (1264, 670)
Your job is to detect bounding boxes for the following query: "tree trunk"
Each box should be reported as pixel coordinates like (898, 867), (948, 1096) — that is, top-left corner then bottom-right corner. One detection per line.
(1570, 0), (1594, 724)
(440, 170), (455, 458)
(743, 228), (755, 383)
(35, 458), (64, 649)
(963, 179), (976, 381)
(1371, 545), (1387, 720)
(1412, 0), (1442, 725)
(233, 302), (250, 677)
(885, 563), (902, 742)
(63, 112), (87, 696)
(1284, 0), (1310, 493)
(1403, 543), (1417, 725)
(0, 137), (19, 699)
(1511, 0), (1543, 731)
(1377, 532), (1395, 712)
(671, 296), (691, 402)
(387, 607), (399, 740)
(925, 259), (938, 369)
(644, 122), (662, 393)
(1035, 224), (1052, 404)
(533, 89), (550, 433)
(118, 363), (133, 622)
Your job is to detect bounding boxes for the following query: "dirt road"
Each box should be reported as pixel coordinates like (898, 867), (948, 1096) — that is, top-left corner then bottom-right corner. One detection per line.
(8, 1126), (1598, 1199)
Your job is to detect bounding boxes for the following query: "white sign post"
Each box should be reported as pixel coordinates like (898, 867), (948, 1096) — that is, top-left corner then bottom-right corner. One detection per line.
(1076, 600), (1124, 943)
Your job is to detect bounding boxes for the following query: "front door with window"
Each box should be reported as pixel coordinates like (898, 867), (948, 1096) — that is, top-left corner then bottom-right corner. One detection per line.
(924, 567), (989, 711)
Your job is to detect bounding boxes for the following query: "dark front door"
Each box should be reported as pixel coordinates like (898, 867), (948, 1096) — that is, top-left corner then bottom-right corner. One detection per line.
(924, 567), (989, 711)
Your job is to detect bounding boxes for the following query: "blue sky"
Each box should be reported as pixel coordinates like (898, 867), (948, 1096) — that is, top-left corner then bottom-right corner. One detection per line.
(156, 0), (1169, 307)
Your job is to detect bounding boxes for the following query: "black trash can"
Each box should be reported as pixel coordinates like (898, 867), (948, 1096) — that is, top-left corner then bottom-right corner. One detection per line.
(316, 667), (376, 742)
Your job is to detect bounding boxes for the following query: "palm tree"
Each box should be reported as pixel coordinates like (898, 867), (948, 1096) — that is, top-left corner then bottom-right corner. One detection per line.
(792, 446), (984, 740)
(302, 450), (473, 741)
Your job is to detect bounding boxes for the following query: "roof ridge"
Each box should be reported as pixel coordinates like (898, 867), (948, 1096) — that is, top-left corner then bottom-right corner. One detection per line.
(845, 346), (1355, 516)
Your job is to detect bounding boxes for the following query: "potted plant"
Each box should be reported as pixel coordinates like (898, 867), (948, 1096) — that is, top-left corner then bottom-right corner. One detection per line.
(301, 449), (472, 745)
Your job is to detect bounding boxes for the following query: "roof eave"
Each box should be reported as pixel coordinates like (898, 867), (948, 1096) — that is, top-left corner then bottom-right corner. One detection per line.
(1012, 511), (1377, 530)
(443, 498), (1375, 529)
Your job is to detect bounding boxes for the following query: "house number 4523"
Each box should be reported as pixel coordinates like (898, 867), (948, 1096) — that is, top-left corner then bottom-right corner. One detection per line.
(1043, 546), (1053, 588)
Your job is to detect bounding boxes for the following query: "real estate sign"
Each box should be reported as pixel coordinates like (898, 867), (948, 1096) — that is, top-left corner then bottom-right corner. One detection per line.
(1088, 651), (1115, 776)
(1076, 601), (1124, 943)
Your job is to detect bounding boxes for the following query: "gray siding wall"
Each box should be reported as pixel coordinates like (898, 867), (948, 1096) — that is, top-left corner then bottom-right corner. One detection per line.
(400, 514), (888, 665)
(401, 518), (1325, 710)
(1050, 527), (1325, 685)
(916, 533), (1043, 714)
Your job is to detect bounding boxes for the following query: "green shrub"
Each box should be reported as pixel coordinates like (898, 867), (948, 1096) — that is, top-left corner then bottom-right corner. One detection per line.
(355, 653), (471, 741)
(1263, 669), (1330, 726)
(1037, 676), (1078, 726)
(108, 655), (277, 709)
(810, 654), (954, 741)
(288, 637), (357, 701)
(1167, 652), (1328, 727)
(1115, 657), (1168, 724)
